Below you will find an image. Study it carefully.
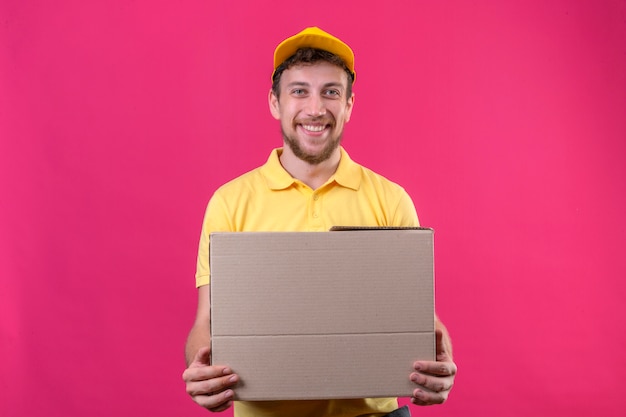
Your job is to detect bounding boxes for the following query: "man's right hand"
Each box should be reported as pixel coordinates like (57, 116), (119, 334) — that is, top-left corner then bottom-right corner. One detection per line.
(182, 346), (239, 412)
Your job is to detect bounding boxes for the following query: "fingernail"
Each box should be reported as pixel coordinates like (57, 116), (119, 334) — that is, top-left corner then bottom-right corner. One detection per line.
(223, 367), (232, 374)
(229, 375), (238, 382)
(224, 389), (233, 399)
(414, 363), (422, 371)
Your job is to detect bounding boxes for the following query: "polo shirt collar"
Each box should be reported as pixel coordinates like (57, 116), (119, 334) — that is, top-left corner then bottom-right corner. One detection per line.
(261, 148), (296, 190)
(332, 147), (361, 190)
(261, 146), (361, 191)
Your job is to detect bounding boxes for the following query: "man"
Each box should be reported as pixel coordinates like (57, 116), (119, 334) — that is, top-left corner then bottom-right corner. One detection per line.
(182, 27), (457, 417)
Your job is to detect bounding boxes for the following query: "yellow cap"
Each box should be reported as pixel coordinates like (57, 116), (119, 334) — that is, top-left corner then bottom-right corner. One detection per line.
(272, 27), (355, 81)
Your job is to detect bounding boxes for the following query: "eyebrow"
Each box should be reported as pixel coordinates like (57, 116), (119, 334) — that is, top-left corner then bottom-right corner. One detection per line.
(286, 81), (345, 90)
(286, 81), (310, 88)
(322, 82), (345, 90)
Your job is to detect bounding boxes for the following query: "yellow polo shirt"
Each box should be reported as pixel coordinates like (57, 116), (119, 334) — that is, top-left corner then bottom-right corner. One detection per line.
(195, 146), (419, 417)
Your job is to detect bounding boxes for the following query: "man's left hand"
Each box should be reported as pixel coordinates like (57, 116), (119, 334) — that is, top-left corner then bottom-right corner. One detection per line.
(409, 328), (457, 405)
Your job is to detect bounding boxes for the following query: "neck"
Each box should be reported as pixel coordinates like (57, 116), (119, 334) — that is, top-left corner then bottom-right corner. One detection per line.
(279, 146), (341, 190)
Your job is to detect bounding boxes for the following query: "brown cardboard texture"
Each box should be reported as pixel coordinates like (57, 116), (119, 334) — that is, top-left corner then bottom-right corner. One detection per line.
(209, 229), (435, 401)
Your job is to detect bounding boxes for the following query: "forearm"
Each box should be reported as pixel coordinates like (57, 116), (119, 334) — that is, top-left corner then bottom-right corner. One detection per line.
(185, 284), (212, 366)
(185, 322), (211, 366)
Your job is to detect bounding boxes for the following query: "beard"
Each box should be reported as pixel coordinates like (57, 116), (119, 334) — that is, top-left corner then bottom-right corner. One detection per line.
(281, 122), (343, 165)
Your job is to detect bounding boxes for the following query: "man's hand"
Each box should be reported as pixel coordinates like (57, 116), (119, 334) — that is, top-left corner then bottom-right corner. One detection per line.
(409, 328), (457, 406)
(182, 346), (239, 412)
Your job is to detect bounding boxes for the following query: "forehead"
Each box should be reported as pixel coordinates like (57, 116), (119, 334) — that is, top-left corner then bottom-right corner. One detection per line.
(280, 61), (350, 89)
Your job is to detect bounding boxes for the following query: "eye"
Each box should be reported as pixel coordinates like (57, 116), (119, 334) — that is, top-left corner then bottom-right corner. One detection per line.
(291, 88), (307, 96)
(323, 89), (341, 98)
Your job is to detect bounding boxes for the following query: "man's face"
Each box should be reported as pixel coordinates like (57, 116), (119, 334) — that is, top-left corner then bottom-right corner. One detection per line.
(269, 61), (354, 165)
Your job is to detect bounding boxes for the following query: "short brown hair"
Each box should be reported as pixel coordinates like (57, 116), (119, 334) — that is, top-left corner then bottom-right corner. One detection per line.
(271, 48), (354, 100)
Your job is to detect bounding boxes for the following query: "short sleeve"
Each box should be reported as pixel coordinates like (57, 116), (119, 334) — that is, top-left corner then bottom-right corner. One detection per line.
(194, 191), (232, 287)
(392, 189), (420, 227)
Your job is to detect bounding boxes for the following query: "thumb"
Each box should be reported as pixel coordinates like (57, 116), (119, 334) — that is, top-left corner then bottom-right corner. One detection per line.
(191, 346), (212, 367)
(435, 328), (453, 361)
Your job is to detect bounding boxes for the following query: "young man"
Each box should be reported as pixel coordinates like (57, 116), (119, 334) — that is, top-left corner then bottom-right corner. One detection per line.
(182, 27), (457, 417)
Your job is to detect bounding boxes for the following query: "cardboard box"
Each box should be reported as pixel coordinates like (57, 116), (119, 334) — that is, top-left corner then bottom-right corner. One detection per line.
(209, 228), (435, 401)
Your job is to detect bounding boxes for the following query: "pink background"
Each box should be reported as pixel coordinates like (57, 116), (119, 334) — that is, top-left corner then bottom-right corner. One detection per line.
(1, 1), (625, 416)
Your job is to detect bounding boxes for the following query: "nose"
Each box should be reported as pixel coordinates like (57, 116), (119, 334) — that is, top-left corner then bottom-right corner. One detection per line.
(306, 95), (326, 117)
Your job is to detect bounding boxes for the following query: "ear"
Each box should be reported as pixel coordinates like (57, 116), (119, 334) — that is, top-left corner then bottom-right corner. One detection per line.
(268, 89), (281, 120)
(344, 92), (355, 123)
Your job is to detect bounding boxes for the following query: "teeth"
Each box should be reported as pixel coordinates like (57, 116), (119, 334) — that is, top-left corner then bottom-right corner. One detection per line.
(302, 124), (326, 132)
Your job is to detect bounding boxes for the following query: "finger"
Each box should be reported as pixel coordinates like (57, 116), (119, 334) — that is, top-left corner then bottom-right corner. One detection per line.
(412, 360), (457, 377)
(410, 371), (453, 393)
(435, 329), (453, 361)
(191, 346), (211, 366)
(183, 361), (236, 383)
(185, 368), (238, 392)
(203, 371), (238, 396)
(411, 388), (448, 406)
(193, 388), (235, 411)
(209, 399), (234, 413)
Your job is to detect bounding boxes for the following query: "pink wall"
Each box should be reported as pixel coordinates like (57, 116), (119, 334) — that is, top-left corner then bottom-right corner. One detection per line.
(1, 1), (625, 416)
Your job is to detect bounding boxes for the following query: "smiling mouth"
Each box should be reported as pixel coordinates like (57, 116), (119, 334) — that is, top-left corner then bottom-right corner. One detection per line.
(301, 124), (327, 132)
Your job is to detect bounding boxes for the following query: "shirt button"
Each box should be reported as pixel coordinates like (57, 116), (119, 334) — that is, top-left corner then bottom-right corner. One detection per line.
(313, 212), (319, 218)
(313, 194), (319, 200)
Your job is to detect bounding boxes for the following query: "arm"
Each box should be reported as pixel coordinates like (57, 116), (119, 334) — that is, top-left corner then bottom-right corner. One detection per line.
(392, 193), (457, 404)
(182, 285), (239, 412)
(185, 285), (212, 365)
(409, 316), (457, 406)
